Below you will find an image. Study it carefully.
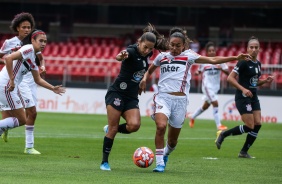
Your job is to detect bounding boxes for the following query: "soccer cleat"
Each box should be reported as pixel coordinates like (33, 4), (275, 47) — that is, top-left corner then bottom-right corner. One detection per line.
(103, 125), (108, 134)
(217, 125), (228, 131)
(24, 148), (41, 155)
(238, 151), (255, 159)
(215, 130), (225, 149)
(100, 162), (111, 171)
(1, 129), (8, 142)
(163, 155), (169, 166)
(189, 118), (195, 128)
(153, 165), (165, 172)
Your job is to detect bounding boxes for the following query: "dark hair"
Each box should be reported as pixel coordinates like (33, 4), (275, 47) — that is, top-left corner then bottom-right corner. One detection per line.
(22, 29), (46, 46)
(248, 36), (260, 46)
(140, 23), (168, 51)
(10, 12), (35, 33)
(169, 27), (190, 51)
(205, 41), (215, 52)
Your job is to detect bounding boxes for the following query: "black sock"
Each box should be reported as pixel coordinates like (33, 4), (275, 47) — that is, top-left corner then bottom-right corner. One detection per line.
(223, 125), (253, 137)
(102, 136), (114, 163)
(118, 123), (130, 134)
(241, 125), (262, 153)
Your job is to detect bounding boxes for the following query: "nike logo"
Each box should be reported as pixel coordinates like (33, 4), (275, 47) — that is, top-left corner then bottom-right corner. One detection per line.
(249, 66), (253, 68)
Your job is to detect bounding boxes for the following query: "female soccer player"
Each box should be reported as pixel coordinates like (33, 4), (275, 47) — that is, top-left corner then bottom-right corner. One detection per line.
(215, 36), (274, 158)
(139, 27), (251, 172)
(100, 23), (167, 171)
(189, 41), (229, 130)
(0, 12), (46, 154)
(0, 29), (65, 152)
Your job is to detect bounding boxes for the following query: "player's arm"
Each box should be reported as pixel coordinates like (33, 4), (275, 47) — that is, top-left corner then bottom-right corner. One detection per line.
(221, 69), (229, 75)
(227, 71), (253, 98)
(36, 53), (46, 77)
(31, 69), (66, 95)
(257, 75), (275, 86)
(139, 64), (158, 95)
(0, 53), (5, 64)
(195, 53), (251, 64)
(4, 51), (23, 91)
(116, 50), (129, 61)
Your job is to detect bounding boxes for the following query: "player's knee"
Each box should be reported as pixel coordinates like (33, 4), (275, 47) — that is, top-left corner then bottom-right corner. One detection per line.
(127, 122), (140, 132)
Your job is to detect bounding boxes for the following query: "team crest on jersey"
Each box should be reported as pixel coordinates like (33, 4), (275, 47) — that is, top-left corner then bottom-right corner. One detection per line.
(246, 104), (252, 111)
(120, 82), (127, 90)
(113, 98), (121, 106)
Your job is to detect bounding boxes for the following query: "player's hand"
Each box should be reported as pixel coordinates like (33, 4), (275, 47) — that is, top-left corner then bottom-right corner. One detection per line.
(265, 75), (274, 83)
(116, 50), (129, 61)
(52, 85), (66, 95)
(242, 88), (253, 98)
(8, 80), (15, 91)
(139, 80), (146, 95)
(236, 53), (252, 61)
(40, 66), (46, 78)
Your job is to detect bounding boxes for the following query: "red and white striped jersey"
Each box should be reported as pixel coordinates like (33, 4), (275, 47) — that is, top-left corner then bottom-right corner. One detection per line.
(198, 63), (228, 91)
(153, 50), (200, 95)
(0, 44), (38, 86)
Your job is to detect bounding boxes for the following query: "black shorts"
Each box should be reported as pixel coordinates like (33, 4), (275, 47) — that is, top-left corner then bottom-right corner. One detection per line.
(235, 95), (261, 115)
(105, 91), (139, 113)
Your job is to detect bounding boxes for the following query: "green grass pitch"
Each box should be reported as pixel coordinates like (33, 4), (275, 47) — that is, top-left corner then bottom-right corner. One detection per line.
(1, 112), (281, 184)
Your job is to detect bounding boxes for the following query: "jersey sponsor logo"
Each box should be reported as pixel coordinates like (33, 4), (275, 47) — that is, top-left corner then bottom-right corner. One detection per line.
(250, 75), (258, 87)
(157, 105), (163, 109)
(120, 82), (127, 89)
(160, 65), (180, 73)
(113, 98), (121, 106)
(132, 69), (146, 82)
(0, 104), (9, 109)
(246, 104), (252, 111)
(23, 48), (33, 55)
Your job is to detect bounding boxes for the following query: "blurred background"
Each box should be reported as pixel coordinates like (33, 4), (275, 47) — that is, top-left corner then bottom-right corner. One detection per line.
(0, 0), (281, 95)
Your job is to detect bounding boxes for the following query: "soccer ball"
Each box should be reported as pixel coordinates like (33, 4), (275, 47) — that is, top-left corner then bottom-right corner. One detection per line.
(133, 147), (154, 168)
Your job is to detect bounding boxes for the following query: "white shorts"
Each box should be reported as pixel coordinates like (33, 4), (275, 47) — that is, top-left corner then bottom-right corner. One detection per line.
(152, 93), (187, 128)
(202, 86), (218, 104)
(18, 80), (37, 108)
(0, 85), (24, 111)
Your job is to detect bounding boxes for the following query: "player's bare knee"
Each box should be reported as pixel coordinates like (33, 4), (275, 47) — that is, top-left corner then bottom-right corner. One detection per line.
(127, 123), (140, 132)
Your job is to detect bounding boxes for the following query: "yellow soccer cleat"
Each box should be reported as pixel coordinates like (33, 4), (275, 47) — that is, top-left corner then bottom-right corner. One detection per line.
(24, 148), (41, 155)
(1, 130), (8, 142)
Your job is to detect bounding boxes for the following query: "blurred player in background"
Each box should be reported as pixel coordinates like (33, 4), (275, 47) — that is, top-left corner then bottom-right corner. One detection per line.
(0, 12), (46, 154)
(0, 29), (65, 153)
(215, 36), (274, 158)
(189, 41), (229, 131)
(139, 27), (251, 172)
(100, 23), (167, 171)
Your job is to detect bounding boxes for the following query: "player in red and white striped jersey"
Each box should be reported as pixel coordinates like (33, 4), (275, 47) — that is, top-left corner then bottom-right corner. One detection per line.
(140, 27), (251, 172)
(189, 41), (229, 131)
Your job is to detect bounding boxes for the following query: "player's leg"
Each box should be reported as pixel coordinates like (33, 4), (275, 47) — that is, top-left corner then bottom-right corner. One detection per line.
(1, 111), (11, 142)
(100, 105), (122, 171)
(120, 109), (141, 133)
(189, 101), (210, 128)
(210, 100), (227, 130)
(239, 99), (261, 158)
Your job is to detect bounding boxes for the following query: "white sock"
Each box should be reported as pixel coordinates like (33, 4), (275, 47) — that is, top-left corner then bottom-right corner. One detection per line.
(213, 107), (221, 127)
(155, 149), (165, 166)
(164, 142), (175, 156)
(191, 107), (204, 119)
(25, 125), (34, 148)
(0, 117), (19, 131)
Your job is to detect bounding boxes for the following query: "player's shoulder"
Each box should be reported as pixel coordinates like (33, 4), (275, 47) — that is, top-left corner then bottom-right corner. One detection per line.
(19, 44), (34, 56)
